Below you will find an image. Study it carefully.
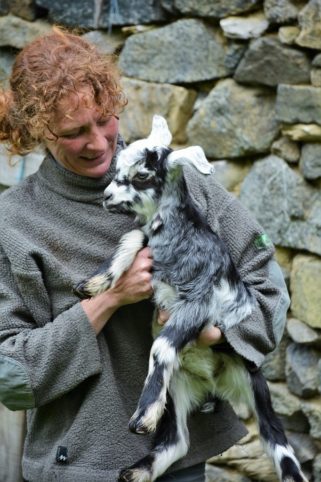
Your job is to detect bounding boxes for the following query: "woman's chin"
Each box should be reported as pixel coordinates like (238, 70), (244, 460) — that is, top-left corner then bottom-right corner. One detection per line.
(81, 156), (112, 178)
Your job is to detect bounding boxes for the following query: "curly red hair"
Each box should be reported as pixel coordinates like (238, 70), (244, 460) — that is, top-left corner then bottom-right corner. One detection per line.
(0, 27), (127, 155)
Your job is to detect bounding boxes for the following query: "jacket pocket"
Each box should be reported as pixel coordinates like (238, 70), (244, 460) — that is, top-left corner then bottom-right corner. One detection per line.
(0, 355), (35, 410)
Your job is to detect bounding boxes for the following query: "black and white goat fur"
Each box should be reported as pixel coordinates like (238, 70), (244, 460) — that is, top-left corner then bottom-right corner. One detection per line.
(75, 116), (308, 482)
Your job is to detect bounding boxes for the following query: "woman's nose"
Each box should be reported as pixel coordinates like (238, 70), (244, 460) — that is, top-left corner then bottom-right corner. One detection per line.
(86, 127), (106, 151)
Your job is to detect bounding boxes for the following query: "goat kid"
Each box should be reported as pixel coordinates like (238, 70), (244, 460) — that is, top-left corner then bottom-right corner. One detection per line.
(75, 115), (308, 482)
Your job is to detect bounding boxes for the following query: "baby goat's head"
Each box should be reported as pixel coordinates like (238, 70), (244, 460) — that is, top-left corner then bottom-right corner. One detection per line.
(104, 115), (213, 222)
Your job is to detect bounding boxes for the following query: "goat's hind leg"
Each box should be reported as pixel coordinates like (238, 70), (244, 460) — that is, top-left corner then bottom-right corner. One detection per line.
(74, 229), (146, 298)
(246, 362), (308, 482)
(119, 387), (190, 482)
(130, 307), (207, 435)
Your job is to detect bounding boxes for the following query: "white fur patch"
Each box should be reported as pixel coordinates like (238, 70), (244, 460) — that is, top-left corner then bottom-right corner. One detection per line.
(152, 337), (177, 366)
(104, 182), (136, 208)
(265, 443), (309, 482)
(109, 229), (145, 286)
(167, 146), (213, 174)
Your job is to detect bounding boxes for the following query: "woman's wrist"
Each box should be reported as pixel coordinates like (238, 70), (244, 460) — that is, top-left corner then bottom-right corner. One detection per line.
(80, 290), (123, 335)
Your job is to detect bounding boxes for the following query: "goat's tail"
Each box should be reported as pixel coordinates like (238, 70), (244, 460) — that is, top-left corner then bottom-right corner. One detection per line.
(247, 363), (308, 482)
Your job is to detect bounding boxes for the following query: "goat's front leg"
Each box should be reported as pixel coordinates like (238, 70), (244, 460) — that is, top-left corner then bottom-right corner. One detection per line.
(130, 305), (207, 435)
(74, 229), (146, 298)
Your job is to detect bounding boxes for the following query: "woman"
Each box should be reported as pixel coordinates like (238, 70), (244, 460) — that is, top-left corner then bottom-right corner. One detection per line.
(0, 29), (289, 482)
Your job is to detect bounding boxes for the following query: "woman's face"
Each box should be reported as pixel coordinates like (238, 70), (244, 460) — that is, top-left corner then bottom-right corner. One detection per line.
(44, 89), (119, 178)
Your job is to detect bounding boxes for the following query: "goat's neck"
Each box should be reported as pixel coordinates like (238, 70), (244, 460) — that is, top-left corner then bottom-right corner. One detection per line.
(162, 166), (186, 206)
(146, 168), (187, 232)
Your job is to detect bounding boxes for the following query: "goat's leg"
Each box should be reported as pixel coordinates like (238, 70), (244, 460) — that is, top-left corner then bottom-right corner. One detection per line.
(130, 306), (208, 434)
(119, 383), (190, 482)
(74, 229), (146, 298)
(245, 362), (308, 482)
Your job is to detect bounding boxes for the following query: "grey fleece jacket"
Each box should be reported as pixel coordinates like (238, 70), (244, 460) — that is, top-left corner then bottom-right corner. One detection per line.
(0, 140), (289, 482)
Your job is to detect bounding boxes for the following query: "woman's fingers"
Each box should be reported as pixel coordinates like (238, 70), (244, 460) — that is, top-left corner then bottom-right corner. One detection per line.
(198, 326), (224, 347)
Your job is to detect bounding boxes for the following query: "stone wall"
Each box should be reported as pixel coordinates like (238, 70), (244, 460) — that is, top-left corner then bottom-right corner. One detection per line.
(0, 1), (320, 481)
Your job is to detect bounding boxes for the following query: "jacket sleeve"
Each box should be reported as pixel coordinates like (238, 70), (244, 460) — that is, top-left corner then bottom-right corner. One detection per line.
(186, 168), (290, 368)
(0, 248), (102, 411)
(217, 195), (290, 367)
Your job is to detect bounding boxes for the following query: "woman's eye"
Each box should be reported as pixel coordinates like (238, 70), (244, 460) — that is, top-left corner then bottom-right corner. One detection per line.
(61, 132), (80, 139)
(97, 117), (111, 126)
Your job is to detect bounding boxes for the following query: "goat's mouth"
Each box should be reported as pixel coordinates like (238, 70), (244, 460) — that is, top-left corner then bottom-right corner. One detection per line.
(103, 201), (133, 215)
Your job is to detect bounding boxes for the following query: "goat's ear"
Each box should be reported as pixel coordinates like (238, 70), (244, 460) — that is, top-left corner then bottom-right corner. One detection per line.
(148, 115), (172, 147)
(167, 146), (213, 175)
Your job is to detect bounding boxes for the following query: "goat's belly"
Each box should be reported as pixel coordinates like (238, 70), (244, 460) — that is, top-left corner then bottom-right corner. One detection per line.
(152, 280), (177, 311)
(170, 343), (252, 414)
(209, 280), (253, 331)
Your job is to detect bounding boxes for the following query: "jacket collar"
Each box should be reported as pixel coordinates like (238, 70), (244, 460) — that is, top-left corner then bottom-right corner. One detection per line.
(37, 135), (125, 203)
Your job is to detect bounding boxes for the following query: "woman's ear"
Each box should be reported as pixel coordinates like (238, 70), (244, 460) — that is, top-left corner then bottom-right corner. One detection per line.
(167, 146), (214, 175)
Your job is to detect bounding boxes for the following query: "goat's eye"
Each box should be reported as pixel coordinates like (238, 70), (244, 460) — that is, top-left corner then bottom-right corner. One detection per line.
(135, 172), (149, 180)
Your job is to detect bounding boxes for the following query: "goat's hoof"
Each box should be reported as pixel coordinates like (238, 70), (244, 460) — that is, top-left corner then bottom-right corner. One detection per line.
(129, 407), (159, 435)
(118, 467), (151, 482)
(129, 416), (150, 435)
(73, 273), (112, 299)
(73, 280), (92, 299)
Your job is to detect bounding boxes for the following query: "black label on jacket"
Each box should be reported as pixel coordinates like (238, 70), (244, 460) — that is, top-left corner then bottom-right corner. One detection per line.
(56, 446), (68, 464)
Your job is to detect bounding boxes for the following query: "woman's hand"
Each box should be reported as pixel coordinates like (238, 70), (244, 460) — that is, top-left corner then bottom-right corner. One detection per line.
(81, 247), (153, 334)
(158, 310), (225, 347)
(107, 247), (154, 307)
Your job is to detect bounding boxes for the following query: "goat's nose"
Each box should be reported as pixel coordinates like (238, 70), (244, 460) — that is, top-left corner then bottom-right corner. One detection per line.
(104, 192), (113, 201)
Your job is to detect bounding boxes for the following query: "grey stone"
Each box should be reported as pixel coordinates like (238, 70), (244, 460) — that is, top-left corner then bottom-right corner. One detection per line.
(235, 36), (311, 87)
(211, 160), (250, 193)
(312, 52), (321, 66)
(301, 399), (321, 439)
(286, 342), (320, 398)
(314, 454), (321, 482)
(160, 0), (261, 18)
(282, 124), (321, 142)
(187, 79), (279, 159)
(10, 0), (36, 21)
(82, 30), (126, 55)
(261, 336), (288, 381)
(274, 246), (293, 288)
(205, 464), (251, 482)
(291, 255), (321, 329)
(279, 411), (310, 433)
(119, 20), (246, 84)
(286, 431), (318, 463)
(268, 381), (302, 416)
(119, 77), (197, 144)
(277, 85), (321, 124)
(208, 436), (277, 481)
(296, 0), (321, 50)
(0, 48), (15, 89)
(268, 382), (309, 432)
(0, 15), (51, 49)
(300, 143), (321, 180)
(311, 68), (321, 87)
(278, 26), (300, 44)
(239, 155), (321, 256)
(287, 318), (321, 348)
(271, 136), (300, 163)
(0, 0), (9, 15)
(220, 12), (268, 40)
(35, 0), (98, 28)
(264, 0), (300, 24)
(37, 0), (168, 28)
(99, 0), (167, 28)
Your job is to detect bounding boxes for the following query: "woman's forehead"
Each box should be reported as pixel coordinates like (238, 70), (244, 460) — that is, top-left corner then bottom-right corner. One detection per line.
(53, 88), (103, 127)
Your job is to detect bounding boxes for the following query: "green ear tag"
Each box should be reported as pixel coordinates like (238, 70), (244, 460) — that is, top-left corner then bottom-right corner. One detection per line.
(254, 233), (273, 249)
